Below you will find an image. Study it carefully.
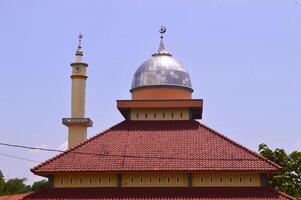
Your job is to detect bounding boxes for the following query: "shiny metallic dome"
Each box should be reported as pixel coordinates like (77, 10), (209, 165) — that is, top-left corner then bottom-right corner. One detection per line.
(131, 36), (192, 91)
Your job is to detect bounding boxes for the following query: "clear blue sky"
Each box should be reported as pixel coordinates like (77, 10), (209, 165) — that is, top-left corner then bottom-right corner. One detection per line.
(0, 0), (300, 184)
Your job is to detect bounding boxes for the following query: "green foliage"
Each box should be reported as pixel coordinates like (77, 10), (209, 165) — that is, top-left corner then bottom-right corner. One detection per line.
(31, 179), (48, 192)
(259, 143), (301, 200)
(0, 170), (48, 196)
(0, 171), (5, 195)
(3, 178), (30, 195)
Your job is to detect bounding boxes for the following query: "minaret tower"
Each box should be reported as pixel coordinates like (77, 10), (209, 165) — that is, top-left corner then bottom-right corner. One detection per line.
(63, 34), (93, 149)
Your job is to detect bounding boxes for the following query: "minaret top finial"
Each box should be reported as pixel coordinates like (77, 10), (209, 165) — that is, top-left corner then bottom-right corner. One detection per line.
(77, 33), (83, 51)
(152, 25), (172, 57)
(76, 33), (83, 57)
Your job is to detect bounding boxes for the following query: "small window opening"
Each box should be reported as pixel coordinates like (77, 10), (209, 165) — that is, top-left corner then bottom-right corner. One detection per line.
(210, 177), (213, 183)
(220, 177), (223, 183)
(70, 178), (73, 184)
(180, 113), (183, 118)
(158, 177), (161, 183)
(239, 177), (243, 183)
(60, 178), (64, 185)
(149, 178), (152, 183)
(140, 177), (143, 184)
(249, 176), (253, 183)
(145, 113), (148, 118)
(171, 113), (174, 118)
(229, 177), (233, 183)
(108, 178), (111, 184)
(80, 177), (83, 184)
(136, 113), (139, 119)
(200, 177), (204, 184)
(154, 113), (156, 118)
(131, 177), (134, 183)
(176, 177), (179, 183)
(167, 177), (170, 183)
(89, 177), (92, 184)
(163, 113), (165, 118)
(98, 178), (102, 184)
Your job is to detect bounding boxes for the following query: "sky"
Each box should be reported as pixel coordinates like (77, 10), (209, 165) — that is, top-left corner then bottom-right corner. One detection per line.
(0, 0), (300, 185)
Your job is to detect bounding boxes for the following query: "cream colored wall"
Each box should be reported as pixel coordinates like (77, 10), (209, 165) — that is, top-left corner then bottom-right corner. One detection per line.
(68, 126), (87, 149)
(53, 173), (117, 188)
(130, 108), (190, 120)
(53, 172), (260, 188)
(192, 173), (260, 187)
(122, 173), (187, 187)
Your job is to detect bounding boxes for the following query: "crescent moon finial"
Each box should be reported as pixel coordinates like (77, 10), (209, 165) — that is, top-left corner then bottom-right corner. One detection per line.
(159, 25), (167, 38)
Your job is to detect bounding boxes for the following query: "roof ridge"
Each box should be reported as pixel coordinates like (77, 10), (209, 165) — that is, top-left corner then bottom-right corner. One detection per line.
(31, 120), (126, 174)
(195, 120), (281, 171)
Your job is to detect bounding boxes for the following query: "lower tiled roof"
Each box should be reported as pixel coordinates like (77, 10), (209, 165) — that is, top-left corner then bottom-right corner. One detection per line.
(22, 187), (294, 200)
(32, 120), (280, 174)
(0, 193), (32, 200)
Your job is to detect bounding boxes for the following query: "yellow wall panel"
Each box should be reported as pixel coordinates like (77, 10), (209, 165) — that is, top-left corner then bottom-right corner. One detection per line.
(130, 108), (190, 120)
(53, 173), (117, 188)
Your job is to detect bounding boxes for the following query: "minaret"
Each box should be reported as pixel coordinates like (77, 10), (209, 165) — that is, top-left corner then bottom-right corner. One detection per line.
(62, 34), (93, 149)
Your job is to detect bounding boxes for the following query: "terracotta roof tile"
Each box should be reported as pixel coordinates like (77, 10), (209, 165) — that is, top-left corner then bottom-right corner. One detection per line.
(22, 187), (294, 200)
(32, 120), (280, 174)
(0, 193), (32, 200)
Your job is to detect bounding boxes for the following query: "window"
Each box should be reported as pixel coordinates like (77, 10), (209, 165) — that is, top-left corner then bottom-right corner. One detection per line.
(80, 177), (83, 184)
(158, 177), (161, 183)
(131, 177), (134, 183)
(149, 178), (152, 183)
(210, 177), (213, 183)
(200, 177), (204, 184)
(140, 177), (143, 184)
(249, 176), (253, 183)
(145, 113), (148, 119)
(176, 177), (179, 183)
(167, 177), (170, 183)
(98, 178), (102, 184)
(229, 177), (233, 183)
(163, 113), (165, 118)
(136, 113), (139, 119)
(89, 177), (92, 184)
(154, 113), (156, 118)
(220, 177), (223, 183)
(60, 178), (64, 185)
(108, 178), (111, 184)
(171, 113), (174, 118)
(239, 177), (243, 183)
(180, 113), (183, 118)
(70, 178), (73, 184)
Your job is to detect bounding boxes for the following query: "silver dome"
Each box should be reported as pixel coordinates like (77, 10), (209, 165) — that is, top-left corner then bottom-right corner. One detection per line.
(131, 37), (192, 91)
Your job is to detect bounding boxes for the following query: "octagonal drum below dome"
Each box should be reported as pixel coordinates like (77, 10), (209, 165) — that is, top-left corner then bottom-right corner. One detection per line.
(131, 55), (192, 91)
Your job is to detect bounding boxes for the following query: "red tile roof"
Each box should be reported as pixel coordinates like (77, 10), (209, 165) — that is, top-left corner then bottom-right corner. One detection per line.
(22, 187), (294, 200)
(0, 193), (32, 200)
(32, 120), (280, 175)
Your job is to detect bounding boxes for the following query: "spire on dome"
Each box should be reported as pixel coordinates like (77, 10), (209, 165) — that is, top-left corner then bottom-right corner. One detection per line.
(152, 26), (172, 57)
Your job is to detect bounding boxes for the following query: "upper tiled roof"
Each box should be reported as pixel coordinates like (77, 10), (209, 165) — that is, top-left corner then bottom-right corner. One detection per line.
(32, 120), (280, 175)
(22, 187), (294, 200)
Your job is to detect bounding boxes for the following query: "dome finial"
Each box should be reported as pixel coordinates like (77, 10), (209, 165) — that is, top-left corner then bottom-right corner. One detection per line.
(152, 26), (172, 57)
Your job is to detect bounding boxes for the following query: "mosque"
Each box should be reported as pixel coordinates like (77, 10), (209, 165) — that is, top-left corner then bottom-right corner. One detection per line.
(23, 27), (293, 199)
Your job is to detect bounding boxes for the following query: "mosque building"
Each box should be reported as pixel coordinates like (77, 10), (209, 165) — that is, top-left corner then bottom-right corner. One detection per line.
(23, 27), (293, 199)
